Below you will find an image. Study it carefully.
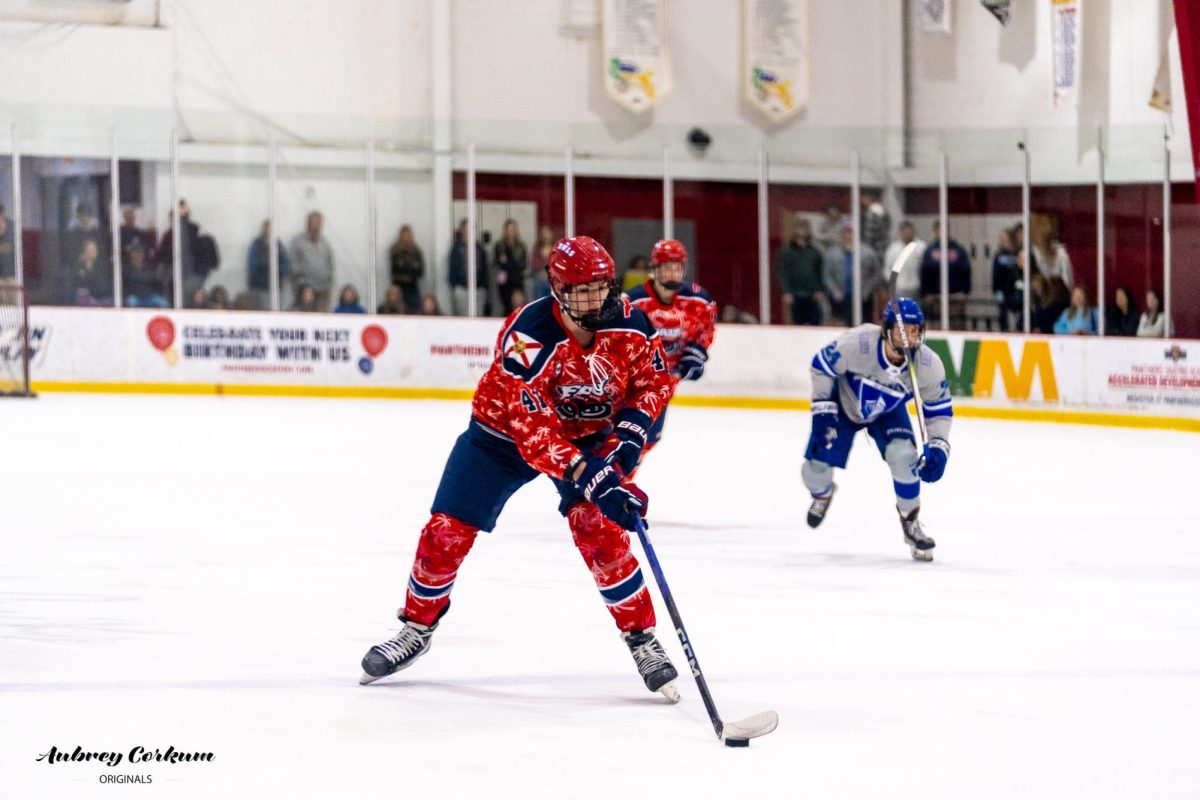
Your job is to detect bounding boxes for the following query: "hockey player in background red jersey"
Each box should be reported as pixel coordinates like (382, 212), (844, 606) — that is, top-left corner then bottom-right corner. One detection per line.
(361, 235), (682, 701)
(624, 239), (717, 464)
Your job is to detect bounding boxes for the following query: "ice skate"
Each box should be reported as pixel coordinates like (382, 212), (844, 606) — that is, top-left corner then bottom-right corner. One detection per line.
(623, 629), (680, 703)
(899, 508), (935, 562)
(806, 483), (837, 529)
(360, 618), (437, 684)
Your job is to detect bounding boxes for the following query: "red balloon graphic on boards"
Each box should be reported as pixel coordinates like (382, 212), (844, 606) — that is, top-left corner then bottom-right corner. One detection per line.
(361, 325), (388, 357)
(146, 316), (175, 351)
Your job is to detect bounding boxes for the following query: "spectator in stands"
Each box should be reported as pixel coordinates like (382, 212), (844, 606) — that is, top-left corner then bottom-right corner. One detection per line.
(207, 285), (232, 311)
(1053, 286), (1097, 335)
(1137, 289), (1166, 337)
(493, 219), (528, 315)
(448, 218), (487, 316)
(819, 224), (850, 325)
(419, 292), (442, 316)
(68, 201), (100, 233)
(884, 220), (924, 300)
(1030, 216), (1073, 288)
(0, 204), (14, 279)
(857, 228), (884, 323)
(388, 224), (424, 314)
(1030, 274), (1069, 334)
(233, 292), (257, 311)
(1106, 286), (1140, 337)
(247, 219), (291, 311)
(860, 189), (890, 257)
(187, 286), (208, 309)
(334, 283), (366, 314)
(919, 220), (971, 328)
(824, 224), (879, 325)
(815, 204), (845, 251)
(377, 284), (405, 315)
(530, 224), (555, 300)
(68, 238), (112, 306)
(621, 255), (650, 292)
(290, 211), (335, 311)
(291, 283), (320, 313)
(119, 205), (151, 266)
(720, 303), (759, 324)
(777, 215), (825, 326)
(991, 227), (1021, 332)
(123, 238), (168, 308)
(156, 199), (216, 300)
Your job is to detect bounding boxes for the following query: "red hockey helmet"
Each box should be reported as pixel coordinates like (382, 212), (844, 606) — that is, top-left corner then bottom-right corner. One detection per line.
(650, 239), (688, 265)
(546, 236), (620, 330)
(548, 236), (616, 285)
(650, 239), (688, 290)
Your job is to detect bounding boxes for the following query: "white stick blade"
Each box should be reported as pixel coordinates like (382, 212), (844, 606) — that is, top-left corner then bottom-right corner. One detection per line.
(723, 710), (779, 741)
(891, 241), (920, 277)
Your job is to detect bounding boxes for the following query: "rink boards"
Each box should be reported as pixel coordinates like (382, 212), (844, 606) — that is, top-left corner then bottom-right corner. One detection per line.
(14, 306), (1200, 431)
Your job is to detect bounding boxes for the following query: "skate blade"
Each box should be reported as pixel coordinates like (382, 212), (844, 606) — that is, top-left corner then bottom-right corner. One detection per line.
(722, 710), (779, 741)
(657, 680), (681, 704)
(909, 546), (934, 562)
(359, 672), (385, 685)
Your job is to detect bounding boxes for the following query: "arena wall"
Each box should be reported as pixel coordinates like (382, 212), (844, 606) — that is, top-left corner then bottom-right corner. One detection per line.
(19, 307), (1200, 432)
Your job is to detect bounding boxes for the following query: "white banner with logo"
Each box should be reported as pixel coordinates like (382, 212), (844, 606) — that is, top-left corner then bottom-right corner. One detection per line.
(602, 0), (673, 112)
(742, 0), (810, 123)
(18, 307), (1200, 422)
(1088, 339), (1200, 414)
(1051, 0), (1082, 107)
(24, 308), (501, 391)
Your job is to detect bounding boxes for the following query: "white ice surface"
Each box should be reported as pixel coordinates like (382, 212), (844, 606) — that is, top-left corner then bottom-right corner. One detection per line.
(1, 394), (1199, 799)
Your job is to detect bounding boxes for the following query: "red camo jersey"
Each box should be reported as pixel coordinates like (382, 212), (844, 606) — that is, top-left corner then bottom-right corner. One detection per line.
(470, 296), (673, 479)
(624, 280), (717, 380)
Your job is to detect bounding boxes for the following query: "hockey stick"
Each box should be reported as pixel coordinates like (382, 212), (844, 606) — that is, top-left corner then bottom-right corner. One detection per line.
(632, 515), (779, 747)
(887, 241), (928, 449)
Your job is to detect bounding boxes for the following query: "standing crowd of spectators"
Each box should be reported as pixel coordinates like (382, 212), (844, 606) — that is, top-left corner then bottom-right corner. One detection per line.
(15, 193), (1173, 337)
(775, 196), (1168, 338)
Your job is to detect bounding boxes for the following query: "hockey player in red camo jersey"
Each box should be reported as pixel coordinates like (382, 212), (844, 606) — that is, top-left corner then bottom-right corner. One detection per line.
(361, 236), (683, 701)
(624, 239), (717, 462)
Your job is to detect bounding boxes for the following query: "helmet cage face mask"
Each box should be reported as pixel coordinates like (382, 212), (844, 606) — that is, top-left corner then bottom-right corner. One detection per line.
(650, 239), (688, 291)
(883, 297), (926, 350)
(546, 236), (619, 331)
(652, 261), (687, 292)
(886, 321), (926, 351)
(550, 272), (621, 331)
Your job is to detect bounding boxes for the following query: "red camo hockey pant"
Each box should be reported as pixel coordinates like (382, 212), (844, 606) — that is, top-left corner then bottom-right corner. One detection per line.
(402, 507), (655, 633)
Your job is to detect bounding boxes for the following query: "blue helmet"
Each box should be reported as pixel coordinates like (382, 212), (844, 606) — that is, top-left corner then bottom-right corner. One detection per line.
(883, 297), (925, 346)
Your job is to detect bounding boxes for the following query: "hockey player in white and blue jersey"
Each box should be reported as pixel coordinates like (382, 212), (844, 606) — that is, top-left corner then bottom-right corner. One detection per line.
(801, 298), (952, 561)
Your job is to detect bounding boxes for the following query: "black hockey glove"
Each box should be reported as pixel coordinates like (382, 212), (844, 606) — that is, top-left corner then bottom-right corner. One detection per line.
(918, 439), (949, 483)
(574, 457), (648, 532)
(675, 342), (708, 381)
(598, 408), (652, 476)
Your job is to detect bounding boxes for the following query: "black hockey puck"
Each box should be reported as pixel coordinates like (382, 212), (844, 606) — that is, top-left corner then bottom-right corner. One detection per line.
(724, 737), (750, 748)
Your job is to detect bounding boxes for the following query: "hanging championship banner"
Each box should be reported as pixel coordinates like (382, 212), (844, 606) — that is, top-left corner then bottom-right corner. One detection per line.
(1051, 0), (1082, 107)
(981, 0), (1012, 26)
(1149, 2), (1175, 113)
(742, 0), (810, 122)
(602, 0), (673, 113)
(918, 0), (952, 34)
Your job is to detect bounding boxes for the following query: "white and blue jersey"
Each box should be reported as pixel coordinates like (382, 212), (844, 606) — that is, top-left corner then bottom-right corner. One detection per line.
(810, 324), (953, 443)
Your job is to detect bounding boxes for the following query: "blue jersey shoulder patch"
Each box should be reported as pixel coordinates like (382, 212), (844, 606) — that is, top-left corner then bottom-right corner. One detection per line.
(499, 297), (567, 380)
